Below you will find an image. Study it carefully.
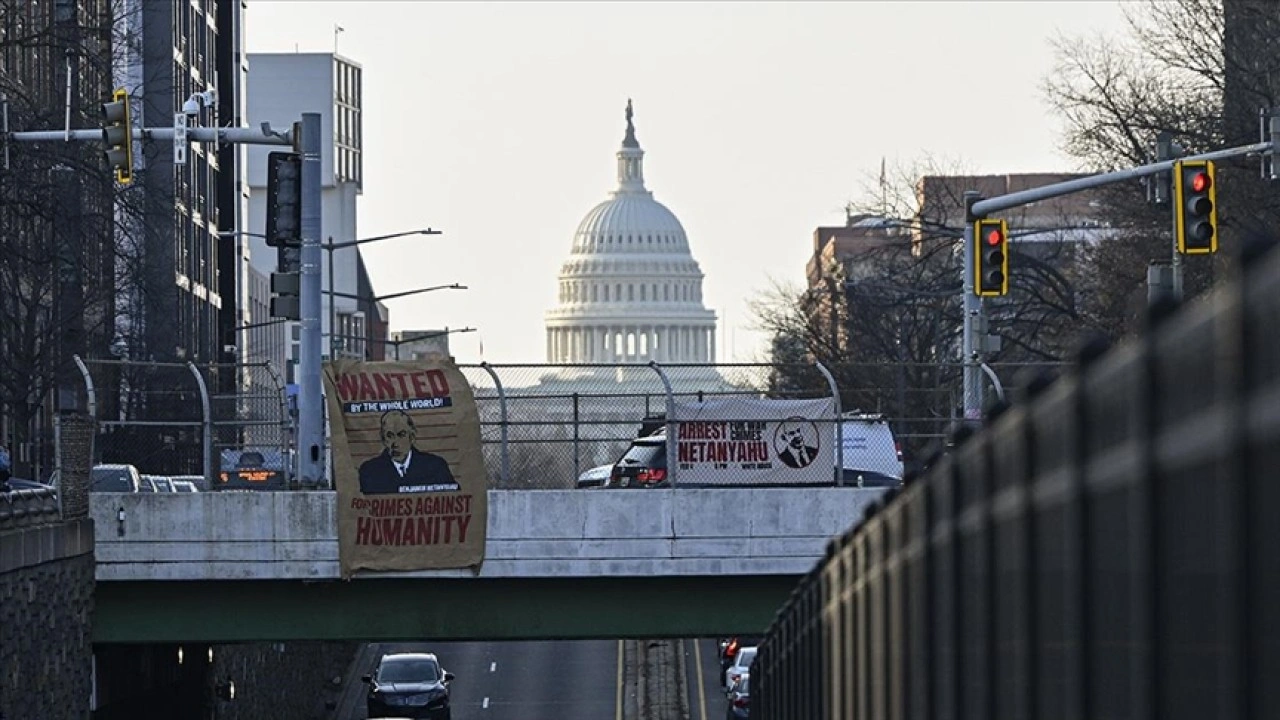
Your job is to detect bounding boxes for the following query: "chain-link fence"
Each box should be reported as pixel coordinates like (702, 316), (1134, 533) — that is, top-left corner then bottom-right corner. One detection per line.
(72, 357), (292, 489)
(459, 361), (1070, 489)
(50, 357), (1063, 491)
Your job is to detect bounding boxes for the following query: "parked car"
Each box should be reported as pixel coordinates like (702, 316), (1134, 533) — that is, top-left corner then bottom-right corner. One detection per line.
(169, 474), (209, 492)
(605, 430), (668, 489)
(725, 674), (750, 719)
(171, 480), (199, 492)
(723, 645), (756, 689)
(836, 412), (904, 487)
(144, 474), (175, 492)
(90, 464), (141, 493)
(363, 652), (454, 719)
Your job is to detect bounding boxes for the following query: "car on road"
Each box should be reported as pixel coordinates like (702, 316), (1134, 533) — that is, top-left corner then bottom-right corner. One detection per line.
(725, 674), (750, 719)
(363, 651), (454, 720)
(576, 463), (613, 488)
(718, 636), (761, 683)
(723, 645), (756, 689)
(836, 412), (904, 487)
(604, 430), (669, 489)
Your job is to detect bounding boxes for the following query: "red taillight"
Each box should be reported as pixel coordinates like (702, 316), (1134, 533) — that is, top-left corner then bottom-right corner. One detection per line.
(637, 468), (667, 483)
(724, 640), (739, 659)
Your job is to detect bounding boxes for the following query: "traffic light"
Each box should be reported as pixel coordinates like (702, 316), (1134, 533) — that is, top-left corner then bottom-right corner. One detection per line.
(1175, 159), (1218, 254)
(101, 88), (133, 184)
(269, 270), (300, 320)
(973, 218), (1009, 297)
(265, 152), (302, 248)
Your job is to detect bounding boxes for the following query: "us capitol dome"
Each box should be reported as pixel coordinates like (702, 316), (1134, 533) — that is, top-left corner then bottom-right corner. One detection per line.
(543, 100), (719, 373)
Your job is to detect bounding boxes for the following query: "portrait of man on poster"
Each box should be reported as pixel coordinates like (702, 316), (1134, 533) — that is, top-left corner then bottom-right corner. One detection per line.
(358, 409), (459, 494)
(774, 417), (821, 470)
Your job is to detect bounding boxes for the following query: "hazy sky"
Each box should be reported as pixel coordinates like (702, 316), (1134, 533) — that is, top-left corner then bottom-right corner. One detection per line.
(245, 1), (1131, 365)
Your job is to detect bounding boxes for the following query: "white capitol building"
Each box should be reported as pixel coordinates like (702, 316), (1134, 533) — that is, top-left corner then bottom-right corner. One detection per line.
(543, 100), (719, 368)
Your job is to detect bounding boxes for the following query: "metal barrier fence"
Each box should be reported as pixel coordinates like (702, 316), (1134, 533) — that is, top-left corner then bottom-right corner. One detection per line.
(459, 362), (856, 488)
(751, 246), (1280, 719)
(458, 361), (1064, 489)
(73, 358), (291, 487)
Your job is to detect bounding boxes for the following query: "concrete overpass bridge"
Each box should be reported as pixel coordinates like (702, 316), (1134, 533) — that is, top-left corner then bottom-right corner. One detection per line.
(90, 487), (888, 644)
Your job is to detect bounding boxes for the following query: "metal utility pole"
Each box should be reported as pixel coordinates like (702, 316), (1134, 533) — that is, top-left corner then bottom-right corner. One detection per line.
(296, 113), (324, 488)
(961, 191), (984, 422)
(1147, 131), (1185, 304)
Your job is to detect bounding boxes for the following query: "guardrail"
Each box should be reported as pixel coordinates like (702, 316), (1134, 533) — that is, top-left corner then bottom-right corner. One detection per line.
(0, 487), (62, 530)
(750, 240), (1280, 719)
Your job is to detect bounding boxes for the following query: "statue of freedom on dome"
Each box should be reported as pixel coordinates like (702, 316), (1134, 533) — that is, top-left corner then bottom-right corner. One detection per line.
(623, 99), (638, 148)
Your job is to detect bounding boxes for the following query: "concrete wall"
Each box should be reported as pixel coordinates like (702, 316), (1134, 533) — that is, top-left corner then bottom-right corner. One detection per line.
(91, 488), (888, 581)
(210, 641), (360, 720)
(0, 519), (94, 719)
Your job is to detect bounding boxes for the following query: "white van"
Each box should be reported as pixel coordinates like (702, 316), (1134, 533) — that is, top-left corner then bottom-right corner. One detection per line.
(834, 413), (904, 487)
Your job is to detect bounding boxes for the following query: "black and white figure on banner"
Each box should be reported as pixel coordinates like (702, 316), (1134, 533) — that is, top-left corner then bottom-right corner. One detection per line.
(358, 409), (459, 494)
(774, 417), (821, 469)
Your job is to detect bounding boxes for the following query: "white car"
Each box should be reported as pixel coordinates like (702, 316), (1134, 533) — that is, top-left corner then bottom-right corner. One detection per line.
(724, 646), (756, 688)
(835, 412), (904, 486)
(576, 463), (613, 489)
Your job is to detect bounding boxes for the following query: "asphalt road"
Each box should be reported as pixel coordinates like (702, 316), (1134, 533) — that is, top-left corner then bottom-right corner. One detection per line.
(681, 638), (734, 720)
(338, 639), (624, 720)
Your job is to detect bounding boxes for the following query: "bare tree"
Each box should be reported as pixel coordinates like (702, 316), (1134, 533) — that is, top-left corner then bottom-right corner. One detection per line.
(752, 156), (1093, 460)
(1043, 0), (1280, 338)
(0, 0), (177, 476)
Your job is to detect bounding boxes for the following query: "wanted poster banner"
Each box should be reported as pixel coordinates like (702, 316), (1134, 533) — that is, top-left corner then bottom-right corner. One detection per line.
(323, 357), (487, 577)
(672, 397), (836, 485)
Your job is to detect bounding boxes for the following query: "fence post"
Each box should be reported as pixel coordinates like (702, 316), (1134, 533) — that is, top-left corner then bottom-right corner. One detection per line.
(187, 362), (213, 483)
(259, 360), (293, 486)
(813, 360), (842, 486)
(72, 355), (96, 421)
(647, 361), (676, 486)
(572, 391), (581, 481)
(478, 362), (510, 485)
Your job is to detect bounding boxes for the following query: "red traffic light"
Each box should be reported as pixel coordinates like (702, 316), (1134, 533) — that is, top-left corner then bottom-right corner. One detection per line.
(986, 229), (1003, 246)
(1191, 172), (1211, 193)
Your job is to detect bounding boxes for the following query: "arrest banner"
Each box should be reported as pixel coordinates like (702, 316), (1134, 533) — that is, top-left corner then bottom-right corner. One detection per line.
(672, 397), (836, 485)
(323, 357), (487, 577)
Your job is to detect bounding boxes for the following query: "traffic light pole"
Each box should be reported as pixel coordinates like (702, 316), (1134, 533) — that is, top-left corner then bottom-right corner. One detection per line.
(7, 125), (293, 146)
(297, 113), (325, 489)
(961, 192), (984, 422)
(961, 138), (1276, 422)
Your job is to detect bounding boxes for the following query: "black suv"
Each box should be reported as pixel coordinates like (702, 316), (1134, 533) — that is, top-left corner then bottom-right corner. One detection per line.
(605, 430), (669, 488)
(363, 652), (454, 719)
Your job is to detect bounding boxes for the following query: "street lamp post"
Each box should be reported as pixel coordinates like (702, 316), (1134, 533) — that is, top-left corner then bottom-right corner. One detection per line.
(323, 284), (467, 359)
(328, 327), (477, 361)
(216, 228), (444, 360)
(323, 230), (442, 358)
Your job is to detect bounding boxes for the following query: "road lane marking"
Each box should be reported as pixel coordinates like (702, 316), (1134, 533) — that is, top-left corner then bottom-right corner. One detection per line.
(616, 639), (624, 720)
(694, 639), (708, 720)
(482, 696), (490, 709)
(490, 661), (497, 672)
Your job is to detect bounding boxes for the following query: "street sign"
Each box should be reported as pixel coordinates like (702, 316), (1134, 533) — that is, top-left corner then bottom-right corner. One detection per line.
(173, 113), (188, 165)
